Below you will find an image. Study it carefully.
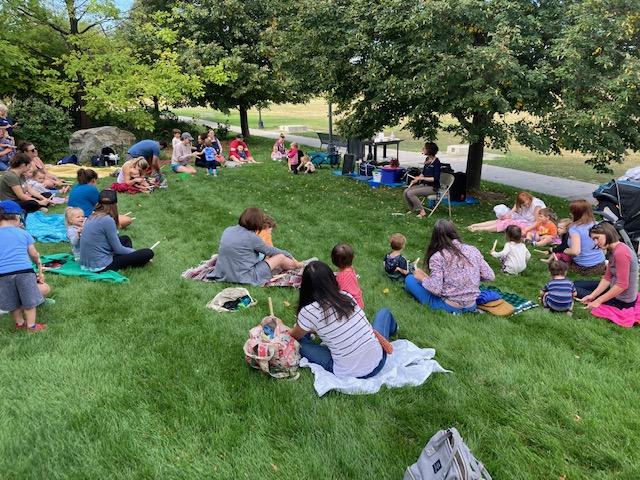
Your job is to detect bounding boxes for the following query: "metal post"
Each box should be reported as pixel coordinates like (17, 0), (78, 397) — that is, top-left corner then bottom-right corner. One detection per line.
(258, 107), (264, 129)
(328, 101), (336, 155)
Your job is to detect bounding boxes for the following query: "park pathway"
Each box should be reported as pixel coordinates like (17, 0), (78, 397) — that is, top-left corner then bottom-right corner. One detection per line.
(179, 116), (600, 201)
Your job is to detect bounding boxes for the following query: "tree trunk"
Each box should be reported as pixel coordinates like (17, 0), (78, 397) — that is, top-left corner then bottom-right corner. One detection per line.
(465, 113), (487, 191)
(239, 105), (250, 137)
(153, 96), (159, 114)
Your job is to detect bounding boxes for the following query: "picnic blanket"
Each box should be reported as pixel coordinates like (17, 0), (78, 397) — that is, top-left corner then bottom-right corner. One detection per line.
(182, 255), (317, 288)
(591, 296), (640, 328)
(111, 182), (142, 194)
(25, 212), (67, 243)
(480, 285), (538, 315)
(40, 253), (128, 283)
(300, 339), (449, 396)
(47, 164), (118, 179)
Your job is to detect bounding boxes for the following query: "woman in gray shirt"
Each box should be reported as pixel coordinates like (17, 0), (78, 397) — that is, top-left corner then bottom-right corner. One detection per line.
(210, 207), (303, 285)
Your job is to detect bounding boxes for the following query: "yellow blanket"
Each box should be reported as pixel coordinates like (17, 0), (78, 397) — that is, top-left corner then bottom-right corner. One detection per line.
(47, 164), (119, 179)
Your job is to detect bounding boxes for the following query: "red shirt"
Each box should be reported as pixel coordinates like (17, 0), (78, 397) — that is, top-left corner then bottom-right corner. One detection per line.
(335, 267), (364, 309)
(229, 139), (251, 157)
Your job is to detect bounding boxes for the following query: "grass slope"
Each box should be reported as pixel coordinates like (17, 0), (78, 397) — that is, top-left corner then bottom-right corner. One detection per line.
(1, 137), (639, 479)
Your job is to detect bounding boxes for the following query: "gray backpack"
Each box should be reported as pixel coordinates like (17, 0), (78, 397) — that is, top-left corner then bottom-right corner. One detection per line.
(404, 428), (492, 480)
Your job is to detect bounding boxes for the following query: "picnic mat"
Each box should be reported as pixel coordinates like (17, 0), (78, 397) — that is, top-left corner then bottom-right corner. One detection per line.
(26, 212), (68, 243)
(480, 285), (538, 315)
(47, 164), (119, 179)
(40, 253), (128, 283)
(300, 339), (449, 396)
(182, 255), (317, 288)
(591, 296), (640, 328)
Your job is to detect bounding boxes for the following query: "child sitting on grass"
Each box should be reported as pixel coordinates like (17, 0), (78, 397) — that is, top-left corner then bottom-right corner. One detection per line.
(524, 208), (558, 247)
(0, 200), (50, 332)
(256, 216), (276, 247)
(297, 155), (316, 174)
(27, 168), (70, 197)
(540, 260), (577, 315)
(540, 218), (572, 264)
(65, 207), (85, 261)
(384, 233), (415, 281)
(332, 243), (364, 309)
(490, 225), (530, 275)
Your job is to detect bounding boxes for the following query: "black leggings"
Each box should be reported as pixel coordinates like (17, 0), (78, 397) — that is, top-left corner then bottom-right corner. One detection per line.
(102, 235), (154, 271)
(18, 200), (43, 213)
(574, 280), (637, 309)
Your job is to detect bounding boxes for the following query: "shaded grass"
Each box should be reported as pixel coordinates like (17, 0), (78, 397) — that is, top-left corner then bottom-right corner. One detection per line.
(1, 136), (640, 479)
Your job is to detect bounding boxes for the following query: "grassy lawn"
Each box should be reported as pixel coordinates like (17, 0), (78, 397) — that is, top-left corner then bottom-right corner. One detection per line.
(176, 103), (638, 184)
(3, 136), (639, 479)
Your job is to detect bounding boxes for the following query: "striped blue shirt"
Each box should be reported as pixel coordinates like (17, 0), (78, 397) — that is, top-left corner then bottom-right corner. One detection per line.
(543, 278), (576, 311)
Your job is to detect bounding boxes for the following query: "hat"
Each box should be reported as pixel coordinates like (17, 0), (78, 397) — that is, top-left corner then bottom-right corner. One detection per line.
(99, 189), (118, 205)
(236, 134), (244, 139)
(477, 299), (514, 317)
(0, 200), (23, 215)
(181, 132), (194, 141)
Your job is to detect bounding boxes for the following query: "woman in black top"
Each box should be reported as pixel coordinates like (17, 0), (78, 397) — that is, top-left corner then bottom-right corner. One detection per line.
(403, 142), (441, 218)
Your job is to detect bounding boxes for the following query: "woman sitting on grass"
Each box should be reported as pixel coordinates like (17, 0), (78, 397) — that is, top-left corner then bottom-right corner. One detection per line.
(18, 141), (65, 189)
(467, 192), (545, 233)
(210, 207), (303, 286)
(115, 156), (153, 192)
(559, 199), (606, 276)
(289, 261), (397, 378)
(79, 190), (154, 272)
(406, 219), (495, 313)
(0, 152), (51, 213)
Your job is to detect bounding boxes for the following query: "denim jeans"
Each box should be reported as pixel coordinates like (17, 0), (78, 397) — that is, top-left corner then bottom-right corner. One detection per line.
(299, 308), (397, 377)
(405, 274), (477, 313)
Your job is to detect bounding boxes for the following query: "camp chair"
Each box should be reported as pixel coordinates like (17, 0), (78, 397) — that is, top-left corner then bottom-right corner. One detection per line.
(422, 172), (454, 218)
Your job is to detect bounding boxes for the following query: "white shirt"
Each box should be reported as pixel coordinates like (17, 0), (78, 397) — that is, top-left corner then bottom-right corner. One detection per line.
(491, 241), (530, 274)
(297, 294), (382, 378)
(171, 137), (181, 162)
(512, 197), (545, 223)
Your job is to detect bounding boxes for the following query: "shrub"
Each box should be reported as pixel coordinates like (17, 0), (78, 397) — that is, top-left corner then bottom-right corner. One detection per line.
(10, 98), (73, 162)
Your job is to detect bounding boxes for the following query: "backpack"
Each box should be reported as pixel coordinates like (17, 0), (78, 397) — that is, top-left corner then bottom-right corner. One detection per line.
(91, 146), (119, 167)
(57, 154), (78, 165)
(243, 315), (301, 380)
(404, 428), (492, 480)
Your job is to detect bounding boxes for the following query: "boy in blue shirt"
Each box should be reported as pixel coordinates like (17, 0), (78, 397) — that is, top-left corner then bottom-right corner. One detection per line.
(540, 260), (577, 316)
(203, 139), (219, 177)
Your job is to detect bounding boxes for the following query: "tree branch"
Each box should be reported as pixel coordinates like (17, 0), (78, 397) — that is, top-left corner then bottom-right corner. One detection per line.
(79, 18), (114, 34)
(17, 6), (70, 36)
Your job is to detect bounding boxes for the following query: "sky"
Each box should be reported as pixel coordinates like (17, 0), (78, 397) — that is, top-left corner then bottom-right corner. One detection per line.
(115, 0), (133, 12)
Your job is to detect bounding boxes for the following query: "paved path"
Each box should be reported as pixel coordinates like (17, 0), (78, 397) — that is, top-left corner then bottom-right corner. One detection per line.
(180, 116), (599, 201)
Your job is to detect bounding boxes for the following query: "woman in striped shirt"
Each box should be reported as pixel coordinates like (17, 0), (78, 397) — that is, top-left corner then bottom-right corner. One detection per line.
(289, 261), (397, 378)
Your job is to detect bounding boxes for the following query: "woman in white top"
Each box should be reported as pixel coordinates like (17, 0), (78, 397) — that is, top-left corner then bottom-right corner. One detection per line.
(116, 157), (152, 192)
(289, 261), (397, 378)
(468, 192), (545, 232)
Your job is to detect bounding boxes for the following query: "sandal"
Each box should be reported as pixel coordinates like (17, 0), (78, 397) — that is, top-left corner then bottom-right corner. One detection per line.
(15, 322), (26, 330)
(26, 323), (47, 332)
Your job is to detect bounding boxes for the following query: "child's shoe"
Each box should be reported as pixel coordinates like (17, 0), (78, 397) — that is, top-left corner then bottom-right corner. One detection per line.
(27, 323), (47, 332)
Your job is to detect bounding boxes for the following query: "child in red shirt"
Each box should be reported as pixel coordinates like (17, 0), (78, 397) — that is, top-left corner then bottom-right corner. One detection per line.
(331, 243), (364, 309)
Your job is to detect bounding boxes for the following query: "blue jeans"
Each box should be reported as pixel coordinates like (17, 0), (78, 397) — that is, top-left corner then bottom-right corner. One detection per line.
(299, 308), (397, 378)
(0, 160), (8, 171)
(405, 274), (477, 314)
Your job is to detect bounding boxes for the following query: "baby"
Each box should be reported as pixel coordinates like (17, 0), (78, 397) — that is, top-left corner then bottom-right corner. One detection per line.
(384, 233), (415, 281)
(297, 155), (316, 174)
(540, 260), (576, 315)
(541, 218), (572, 264)
(490, 225), (530, 275)
(65, 207), (85, 261)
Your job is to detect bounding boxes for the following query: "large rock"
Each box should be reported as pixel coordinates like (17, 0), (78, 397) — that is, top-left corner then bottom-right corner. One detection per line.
(69, 126), (136, 163)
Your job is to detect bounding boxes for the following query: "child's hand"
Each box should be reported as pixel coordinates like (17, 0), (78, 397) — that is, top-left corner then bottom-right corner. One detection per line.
(36, 272), (45, 284)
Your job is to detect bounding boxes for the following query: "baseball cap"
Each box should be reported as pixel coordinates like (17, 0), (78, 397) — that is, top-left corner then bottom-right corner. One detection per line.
(99, 189), (118, 205)
(181, 132), (194, 141)
(236, 134), (244, 139)
(0, 200), (23, 215)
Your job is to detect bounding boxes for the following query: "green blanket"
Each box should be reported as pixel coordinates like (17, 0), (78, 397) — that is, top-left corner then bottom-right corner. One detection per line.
(40, 253), (128, 283)
(480, 285), (538, 315)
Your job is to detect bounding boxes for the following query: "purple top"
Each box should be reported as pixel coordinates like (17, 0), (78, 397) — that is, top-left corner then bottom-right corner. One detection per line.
(422, 240), (495, 307)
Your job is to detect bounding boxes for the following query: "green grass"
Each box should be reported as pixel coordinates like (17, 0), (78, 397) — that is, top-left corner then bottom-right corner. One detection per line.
(176, 103), (639, 184)
(2, 136), (640, 479)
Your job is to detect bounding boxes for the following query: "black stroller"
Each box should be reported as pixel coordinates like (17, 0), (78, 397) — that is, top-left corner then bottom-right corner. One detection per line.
(592, 179), (640, 257)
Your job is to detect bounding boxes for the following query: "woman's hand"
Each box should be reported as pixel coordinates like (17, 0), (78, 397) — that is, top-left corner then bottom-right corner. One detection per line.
(413, 268), (427, 281)
(579, 294), (594, 304)
(587, 299), (602, 309)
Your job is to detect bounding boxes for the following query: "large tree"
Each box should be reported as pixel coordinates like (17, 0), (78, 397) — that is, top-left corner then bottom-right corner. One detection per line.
(276, 0), (640, 189)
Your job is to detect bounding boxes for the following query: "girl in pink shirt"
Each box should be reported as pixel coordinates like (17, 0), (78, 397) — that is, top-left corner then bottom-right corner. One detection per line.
(331, 243), (364, 309)
(287, 142), (300, 174)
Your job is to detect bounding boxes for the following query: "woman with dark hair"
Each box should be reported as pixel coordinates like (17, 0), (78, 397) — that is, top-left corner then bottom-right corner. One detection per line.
(403, 142), (441, 218)
(405, 219), (495, 313)
(18, 141), (64, 189)
(0, 152), (51, 213)
(210, 207), (303, 285)
(289, 261), (397, 378)
(79, 190), (154, 271)
(576, 223), (638, 309)
(561, 199), (606, 276)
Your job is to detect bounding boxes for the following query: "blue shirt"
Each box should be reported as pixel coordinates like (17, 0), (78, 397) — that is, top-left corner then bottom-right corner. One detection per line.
(68, 183), (100, 217)
(203, 146), (216, 162)
(0, 226), (34, 274)
(543, 278), (576, 311)
(127, 140), (160, 160)
(568, 223), (605, 267)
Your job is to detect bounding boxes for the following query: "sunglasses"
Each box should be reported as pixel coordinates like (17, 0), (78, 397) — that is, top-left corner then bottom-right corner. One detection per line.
(27, 148), (37, 152)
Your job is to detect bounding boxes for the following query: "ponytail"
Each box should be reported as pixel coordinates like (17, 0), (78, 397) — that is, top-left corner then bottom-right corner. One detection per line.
(77, 168), (98, 184)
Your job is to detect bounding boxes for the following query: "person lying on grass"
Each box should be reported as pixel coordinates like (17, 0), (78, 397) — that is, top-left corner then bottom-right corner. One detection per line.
(406, 219), (495, 313)
(289, 261), (397, 378)
(79, 189), (154, 272)
(467, 191), (545, 233)
(210, 207), (303, 286)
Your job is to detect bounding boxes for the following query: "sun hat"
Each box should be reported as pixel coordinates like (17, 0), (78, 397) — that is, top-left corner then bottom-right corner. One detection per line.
(477, 299), (514, 316)
(181, 132), (194, 141)
(99, 189), (118, 205)
(0, 200), (23, 215)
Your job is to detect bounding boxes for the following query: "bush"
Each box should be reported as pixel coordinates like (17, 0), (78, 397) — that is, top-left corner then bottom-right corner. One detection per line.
(10, 98), (73, 162)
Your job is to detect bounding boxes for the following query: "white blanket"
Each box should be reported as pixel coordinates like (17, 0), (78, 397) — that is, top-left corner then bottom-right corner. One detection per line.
(300, 339), (449, 396)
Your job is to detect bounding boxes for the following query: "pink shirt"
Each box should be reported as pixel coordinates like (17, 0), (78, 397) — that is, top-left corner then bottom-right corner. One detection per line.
(335, 267), (364, 309)
(287, 147), (299, 166)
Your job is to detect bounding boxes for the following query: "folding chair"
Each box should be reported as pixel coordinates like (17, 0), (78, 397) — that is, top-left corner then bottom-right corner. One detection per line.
(423, 172), (454, 218)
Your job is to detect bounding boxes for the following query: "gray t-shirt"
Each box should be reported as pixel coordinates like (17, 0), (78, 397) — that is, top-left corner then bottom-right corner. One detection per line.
(79, 215), (135, 271)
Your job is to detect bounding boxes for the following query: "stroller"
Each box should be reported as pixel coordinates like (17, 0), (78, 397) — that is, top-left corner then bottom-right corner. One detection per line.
(592, 179), (640, 257)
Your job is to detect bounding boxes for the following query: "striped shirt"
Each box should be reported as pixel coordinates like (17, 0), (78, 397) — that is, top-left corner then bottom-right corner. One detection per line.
(543, 278), (576, 312)
(296, 294), (382, 378)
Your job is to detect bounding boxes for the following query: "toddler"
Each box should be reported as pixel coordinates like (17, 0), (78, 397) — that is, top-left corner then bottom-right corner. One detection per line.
(524, 208), (558, 247)
(203, 138), (219, 176)
(490, 225), (530, 274)
(257, 216), (276, 247)
(65, 207), (85, 261)
(541, 218), (572, 264)
(28, 168), (70, 197)
(237, 144), (249, 162)
(0, 200), (49, 332)
(287, 142), (300, 174)
(297, 155), (316, 174)
(384, 233), (415, 281)
(331, 243), (364, 309)
(540, 260), (576, 315)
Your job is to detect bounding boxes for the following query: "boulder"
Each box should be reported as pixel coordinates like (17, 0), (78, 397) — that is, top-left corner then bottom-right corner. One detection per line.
(69, 126), (136, 163)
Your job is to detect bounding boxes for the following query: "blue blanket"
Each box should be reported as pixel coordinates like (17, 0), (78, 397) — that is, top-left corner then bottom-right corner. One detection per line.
(26, 212), (68, 243)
